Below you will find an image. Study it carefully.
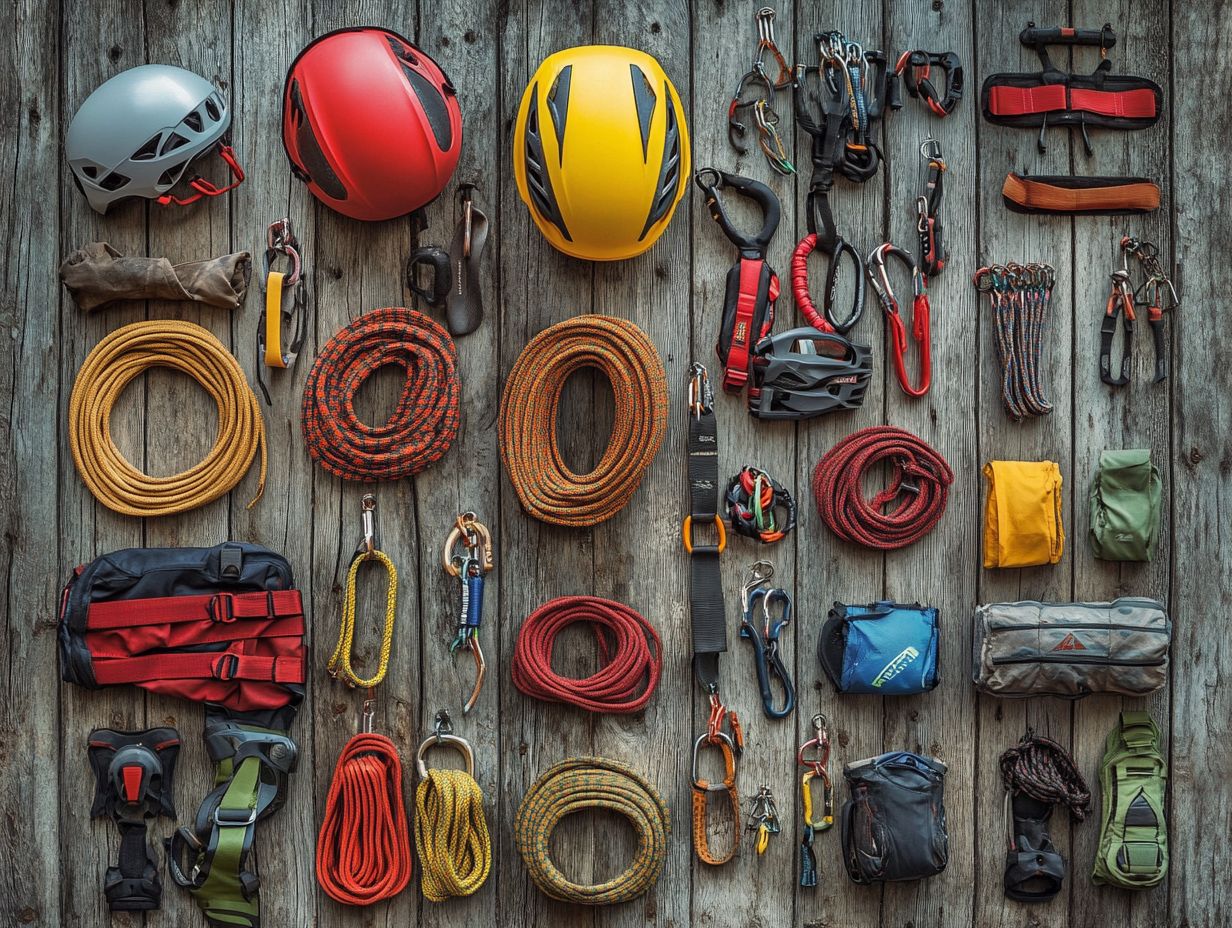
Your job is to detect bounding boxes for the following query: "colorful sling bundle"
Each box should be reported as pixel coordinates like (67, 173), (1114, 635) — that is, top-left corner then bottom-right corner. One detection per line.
(1093, 711), (1168, 890)
(1089, 449), (1161, 561)
(972, 598), (1170, 697)
(818, 601), (940, 695)
(983, 460), (1064, 568)
(840, 751), (949, 883)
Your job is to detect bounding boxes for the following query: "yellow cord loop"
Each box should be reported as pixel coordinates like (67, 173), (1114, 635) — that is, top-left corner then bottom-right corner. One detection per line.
(413, 715), (492, 901)
(69, 319), (266, 517)
(328, 549), (397, 690)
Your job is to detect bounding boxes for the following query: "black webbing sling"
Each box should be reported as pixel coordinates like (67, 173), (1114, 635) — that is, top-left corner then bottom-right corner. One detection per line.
(685, 362), (726, 690)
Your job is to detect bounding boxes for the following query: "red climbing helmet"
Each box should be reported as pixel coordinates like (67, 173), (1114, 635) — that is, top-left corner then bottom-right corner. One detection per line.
(281, 27), (462, 221)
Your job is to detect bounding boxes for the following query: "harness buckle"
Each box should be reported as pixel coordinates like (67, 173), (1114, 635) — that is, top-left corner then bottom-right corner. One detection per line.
(213, 804), (259, 828)
(209, 592), (237, 623)
(212, 653), (240, 681)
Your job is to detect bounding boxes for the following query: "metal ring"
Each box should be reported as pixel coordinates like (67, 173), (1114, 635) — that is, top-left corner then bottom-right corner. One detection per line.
(415, 733), (475, 780)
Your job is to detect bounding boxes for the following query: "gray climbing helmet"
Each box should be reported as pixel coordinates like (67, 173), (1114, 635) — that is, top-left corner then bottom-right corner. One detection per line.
(67, 64), (243, 214)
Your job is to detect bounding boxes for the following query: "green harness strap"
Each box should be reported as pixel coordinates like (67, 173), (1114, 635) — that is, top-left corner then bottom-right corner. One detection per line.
(1088, 449), (1161, 562)
(1093, 710), (1168, 890)
(167, 717), (297, 927)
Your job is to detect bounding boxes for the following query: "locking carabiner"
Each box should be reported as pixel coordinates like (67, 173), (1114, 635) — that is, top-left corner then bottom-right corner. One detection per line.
(442, 512), (494, 714)
(867, 243), (932, 397)
(797, 712), (834, 888)
(694, 169), (781, 254)
(739, 582), (796, 720)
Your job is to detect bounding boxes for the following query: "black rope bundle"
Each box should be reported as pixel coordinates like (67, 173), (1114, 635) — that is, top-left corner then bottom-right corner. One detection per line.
(999, 731), (1091, 821)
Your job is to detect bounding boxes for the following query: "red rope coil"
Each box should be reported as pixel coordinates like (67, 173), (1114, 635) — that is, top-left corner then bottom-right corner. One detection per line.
(512, 596), (662, 714)
(812, 426), (953, 550)
(315, 732), (413, 906)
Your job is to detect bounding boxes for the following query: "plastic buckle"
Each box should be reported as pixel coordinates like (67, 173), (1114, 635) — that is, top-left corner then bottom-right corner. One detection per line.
(209, 593), (237, 623)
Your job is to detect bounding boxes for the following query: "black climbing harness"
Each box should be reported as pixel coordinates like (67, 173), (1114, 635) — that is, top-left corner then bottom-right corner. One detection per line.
(87, 727), (181, 912)
(895, 50), (964, 117)
(792, 31), (898, 336)
(738, 560), (795, 719)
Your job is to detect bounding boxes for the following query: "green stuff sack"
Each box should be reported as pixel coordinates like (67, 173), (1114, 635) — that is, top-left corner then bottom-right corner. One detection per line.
(1092, 711), (1168, 890)
(1089, 449), (1161, 562)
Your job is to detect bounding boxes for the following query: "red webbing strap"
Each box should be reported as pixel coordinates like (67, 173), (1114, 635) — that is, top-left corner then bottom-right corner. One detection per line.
(91, 652), (304, 685)
(721, 258), (765, 391)
(988, 84), (1156, 118)
(1070, 87), (1158, 118)
(85, 589), (304, 629)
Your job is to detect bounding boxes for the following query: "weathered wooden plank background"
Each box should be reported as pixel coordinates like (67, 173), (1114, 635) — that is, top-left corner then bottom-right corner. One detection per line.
(1, 0), (1227, 926)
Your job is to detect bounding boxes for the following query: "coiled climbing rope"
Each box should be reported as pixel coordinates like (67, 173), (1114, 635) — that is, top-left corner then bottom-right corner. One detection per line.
(68, 319), (266, 517)
(302, 307), (459, 481)
(499, 315), (668, 527)
(414, 725), (491, 901)
(514, 756), (671, 905)
(812, 426), (954, 550)
(315, 732), (413, 905)
(999, 731), (1091, 821)
(512, 596), (662, 714)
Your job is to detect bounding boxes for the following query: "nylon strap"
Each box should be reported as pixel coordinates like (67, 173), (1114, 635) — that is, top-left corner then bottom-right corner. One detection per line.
(685, 379), (725, 689)
(1002, 173), (1160, 215)
(263, 273), (286, 368)
(86, 590), (303, 629)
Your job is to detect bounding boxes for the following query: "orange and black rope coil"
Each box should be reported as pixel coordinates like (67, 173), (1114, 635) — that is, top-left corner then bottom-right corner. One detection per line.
(498, 315), (668, 527)
(302, 307), (460, 481)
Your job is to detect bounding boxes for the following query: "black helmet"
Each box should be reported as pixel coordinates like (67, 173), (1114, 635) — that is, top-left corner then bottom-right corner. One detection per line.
(747, 327), (873, 420)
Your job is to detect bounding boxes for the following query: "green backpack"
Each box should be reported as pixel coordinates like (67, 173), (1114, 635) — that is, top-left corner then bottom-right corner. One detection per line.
(1092, 711), (1168, 889)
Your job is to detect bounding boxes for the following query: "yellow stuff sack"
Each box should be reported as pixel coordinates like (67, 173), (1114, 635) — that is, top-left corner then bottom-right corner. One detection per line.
(983, 460), (1064, 568)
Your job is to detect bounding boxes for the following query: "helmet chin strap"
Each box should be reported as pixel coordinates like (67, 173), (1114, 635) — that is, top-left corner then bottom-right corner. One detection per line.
(157, 144), (245, 206)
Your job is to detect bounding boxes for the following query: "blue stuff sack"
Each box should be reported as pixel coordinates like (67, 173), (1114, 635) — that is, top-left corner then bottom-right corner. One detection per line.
(818, 601), (940, 695)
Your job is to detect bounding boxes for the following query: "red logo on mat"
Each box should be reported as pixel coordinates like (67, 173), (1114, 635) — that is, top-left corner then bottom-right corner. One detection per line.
(1052, 633), (1086, 652)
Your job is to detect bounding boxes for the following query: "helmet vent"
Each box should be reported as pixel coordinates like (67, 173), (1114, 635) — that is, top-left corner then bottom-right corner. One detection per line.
(546, 65), (571, 161)
(294, 118), (348, 201)
(81, 165), (99, 179)
(638, 83), (683, 240)
(629, 64), (657, 161)
(403, 65), (453, 152)
(132, 135), (161, 161)
(523, 85), (571, 241)
(98, 171), (130, 191)
(182, 110), (204, 133)
(386, 33), (419, 66)
(205, 97), (221, 122)
(159, 133), (190, 157)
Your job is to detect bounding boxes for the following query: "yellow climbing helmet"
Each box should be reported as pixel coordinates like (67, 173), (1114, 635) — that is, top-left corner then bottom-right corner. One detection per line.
(513, 45), (690, 262)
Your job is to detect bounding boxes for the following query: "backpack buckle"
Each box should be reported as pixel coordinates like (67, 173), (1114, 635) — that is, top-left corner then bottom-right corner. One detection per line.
(209, 593), (237, 623)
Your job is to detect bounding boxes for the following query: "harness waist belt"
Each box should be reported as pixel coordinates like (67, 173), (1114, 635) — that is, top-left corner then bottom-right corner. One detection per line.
(1002, 173), (1160, 215)
(987, 84), (1158, 119)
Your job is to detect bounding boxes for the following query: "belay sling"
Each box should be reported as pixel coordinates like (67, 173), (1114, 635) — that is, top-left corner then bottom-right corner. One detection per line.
(695, 169), (781, 393)
(60, 542), (304, 928)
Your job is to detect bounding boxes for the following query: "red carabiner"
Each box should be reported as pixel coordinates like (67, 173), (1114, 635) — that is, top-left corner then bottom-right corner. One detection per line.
(867, 243), (932, 398)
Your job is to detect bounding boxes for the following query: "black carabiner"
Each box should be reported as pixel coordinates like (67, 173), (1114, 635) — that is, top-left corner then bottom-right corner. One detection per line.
(407, 246), (451, 307)
(740, 587), (796, 720)
(895, 50), (964, 117)
(694, 168), (781, 256)
(728, 69), (775, 155)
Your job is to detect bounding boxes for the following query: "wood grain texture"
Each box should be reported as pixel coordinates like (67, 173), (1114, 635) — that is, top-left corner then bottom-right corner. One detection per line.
(8, 0), (1227, 926)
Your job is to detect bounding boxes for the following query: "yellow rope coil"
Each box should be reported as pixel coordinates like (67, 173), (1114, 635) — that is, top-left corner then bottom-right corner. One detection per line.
(68, 319), (266, 517)
(328, 550), (398, 690)
(414, 768), (492, 901)
(514, 756), (670, 905)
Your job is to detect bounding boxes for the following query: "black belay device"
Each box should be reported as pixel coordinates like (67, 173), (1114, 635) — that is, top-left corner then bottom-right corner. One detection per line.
(87, 727), (182, 911)
(981, 22), (1163, 154)
(747, 327), (872, 420)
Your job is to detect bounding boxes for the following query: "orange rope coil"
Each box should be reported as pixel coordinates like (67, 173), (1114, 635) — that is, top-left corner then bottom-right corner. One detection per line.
(498, 315), (668, 527)
(68, 319), (266, 517)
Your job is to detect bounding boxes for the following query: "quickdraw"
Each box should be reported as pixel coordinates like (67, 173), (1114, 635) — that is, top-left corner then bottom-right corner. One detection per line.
(915, 137), (948, 277)
(745, 784), (782, 856)
(316, 494), (413, 906)
(724, 465), (796, 543)
(895, 50), (964, 117)
(981, 22), (1162, 155)
(1100, 237), (1180, 386)
(728, 7), (795, 175)
(695, 168), (782, 393)
(443, 512), (493, 714)
(256, 218), (309, 405)
(972, 263), (1057, 420)
(683, 363), (744, 866)
(867, 242), (931, 398)
(797, 713), (834, 888)
(413, 712), (492, 901)
(739, 560), (796, 720)
(793, 31), (898, 336)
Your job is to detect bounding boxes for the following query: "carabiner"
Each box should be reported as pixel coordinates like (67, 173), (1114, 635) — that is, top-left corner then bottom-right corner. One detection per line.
(443, 512), (493, 714)
(894, 50), (964, 117)
(867, 243), (931, 397)
(792, 232), (866, 335)
(688, 361), (714, 418)
(727, 68), (775, 155)
(354, 494), (378, 559)
(693, 168), (781, 253)
(740, 585), (795, 720)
